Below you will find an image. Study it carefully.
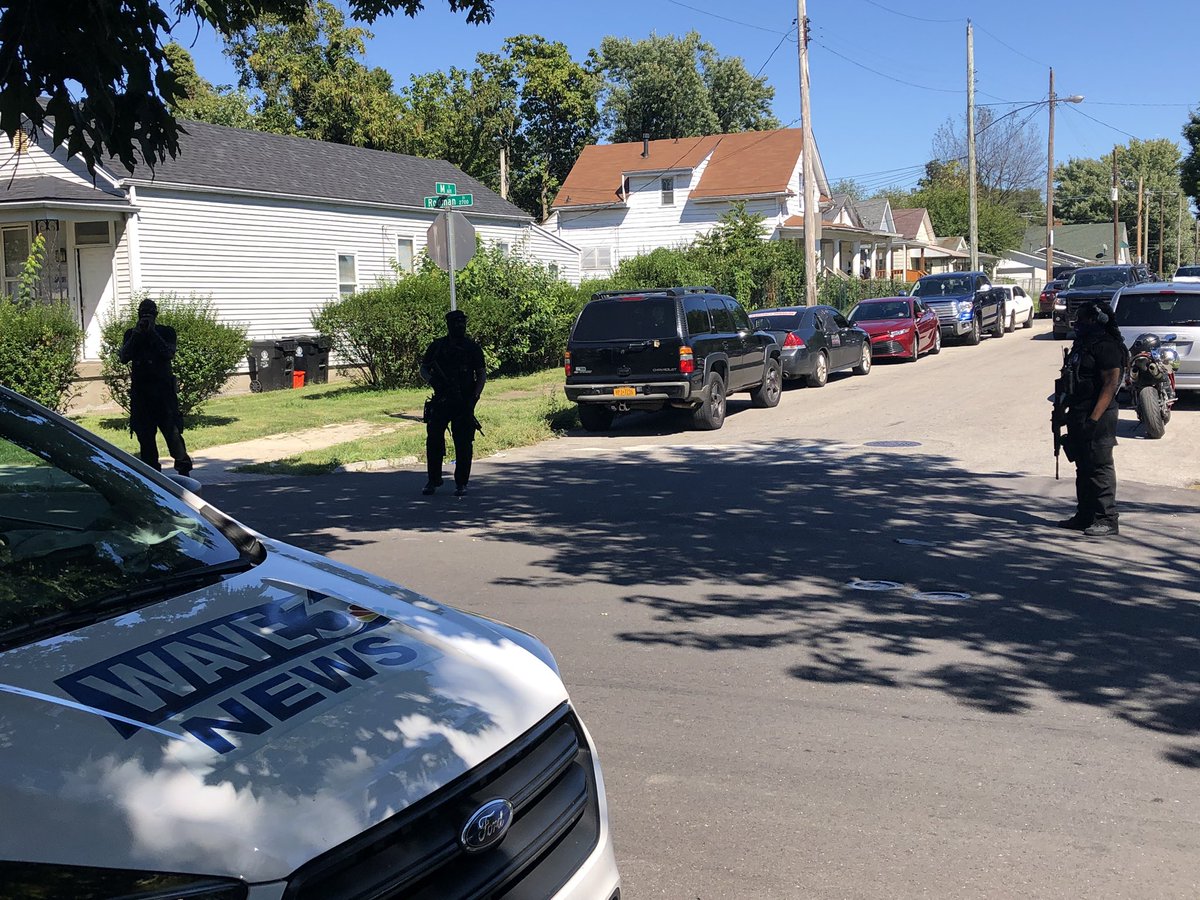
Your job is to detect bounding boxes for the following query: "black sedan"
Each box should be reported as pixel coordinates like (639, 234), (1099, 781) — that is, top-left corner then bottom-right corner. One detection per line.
(748, 305), (872, 387)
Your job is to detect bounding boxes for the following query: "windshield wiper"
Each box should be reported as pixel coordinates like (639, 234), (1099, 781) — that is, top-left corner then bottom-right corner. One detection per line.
(0, 557), (257, 652)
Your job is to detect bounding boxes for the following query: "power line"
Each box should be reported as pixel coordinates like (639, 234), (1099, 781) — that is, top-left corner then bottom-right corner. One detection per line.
(754, 24), (798, 78)
(975, 25), (1050, 69)
(663, 0), (791, 35)
(1065, 105), (1141, 141)
(857, 0), (959, 24)
(811, 39), (963, 94)
(1086, 100), (1196, 108)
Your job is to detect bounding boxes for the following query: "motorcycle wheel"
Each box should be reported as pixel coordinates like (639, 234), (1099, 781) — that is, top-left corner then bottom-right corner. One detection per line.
(1137, 385), (1166, 439)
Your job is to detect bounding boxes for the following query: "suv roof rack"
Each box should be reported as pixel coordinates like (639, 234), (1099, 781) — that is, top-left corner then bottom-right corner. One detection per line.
(591, 286), (717, 300)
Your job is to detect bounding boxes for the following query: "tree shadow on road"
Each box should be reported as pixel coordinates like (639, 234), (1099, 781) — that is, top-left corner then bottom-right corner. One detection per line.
(208, 438), (1200, 767)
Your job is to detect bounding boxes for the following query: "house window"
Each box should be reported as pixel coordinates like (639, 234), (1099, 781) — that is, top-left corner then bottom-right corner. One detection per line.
(661, 176), (675, 206)
(74, 221), (112, 246)
(548, 262), (560, 278)
(2, 225), (31, 296)
(581, 247), (612, 271)
(622, 177), (631, 199)
(338, 254), (357, 297)
(396, 238), (414, 273)
(497, 242), (510, 256)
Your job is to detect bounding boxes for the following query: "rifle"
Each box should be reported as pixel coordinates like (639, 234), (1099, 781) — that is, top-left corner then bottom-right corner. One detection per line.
(1051, 347), (1075, 480)
(426, 350), (484, 436)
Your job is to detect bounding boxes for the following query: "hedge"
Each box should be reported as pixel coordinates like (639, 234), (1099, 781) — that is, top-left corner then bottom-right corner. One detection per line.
(0, 298), (82, 411)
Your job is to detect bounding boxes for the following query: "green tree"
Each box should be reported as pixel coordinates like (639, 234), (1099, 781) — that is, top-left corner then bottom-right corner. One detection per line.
(597, 32), (777, 142)
(226, 1), (406, 150)
(1180, 109), (1200, 214)
(1, 0), (495, 174)
(163, 44), (256, 129)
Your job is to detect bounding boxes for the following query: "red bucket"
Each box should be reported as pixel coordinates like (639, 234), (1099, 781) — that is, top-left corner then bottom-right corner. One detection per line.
(292, 370), (306, 389)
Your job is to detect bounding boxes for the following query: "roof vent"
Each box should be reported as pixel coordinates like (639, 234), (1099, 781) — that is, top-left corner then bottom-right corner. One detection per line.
(641, 134), (649, 158)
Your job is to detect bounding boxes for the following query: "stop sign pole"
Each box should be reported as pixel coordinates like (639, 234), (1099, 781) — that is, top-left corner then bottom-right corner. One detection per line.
(424, 183), (475, 312)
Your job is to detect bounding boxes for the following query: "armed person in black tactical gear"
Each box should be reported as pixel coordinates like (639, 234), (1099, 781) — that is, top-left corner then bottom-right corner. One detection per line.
(420, 309), (486, 497)
(1053, 301), (1126, 537)
(118, 299), (193, 476)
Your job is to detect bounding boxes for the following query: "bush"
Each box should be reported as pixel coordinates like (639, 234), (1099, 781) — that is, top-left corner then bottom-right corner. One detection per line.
(100, 294), (249, 417)
(315, 246), (582, 389)
(818, 276), (912, 312)
(0, 297), (82, 411)
(313, 271), (448, 388)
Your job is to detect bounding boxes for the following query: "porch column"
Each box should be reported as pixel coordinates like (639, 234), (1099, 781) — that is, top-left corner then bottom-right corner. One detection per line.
(902, 243), (908, 280)
(832, 240), (842, 275)
(851, 240), (862, 277)
(886, 239), (893, 279)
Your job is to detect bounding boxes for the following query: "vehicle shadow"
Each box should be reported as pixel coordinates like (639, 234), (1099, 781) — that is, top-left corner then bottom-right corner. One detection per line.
(209, 440), (1200, 768)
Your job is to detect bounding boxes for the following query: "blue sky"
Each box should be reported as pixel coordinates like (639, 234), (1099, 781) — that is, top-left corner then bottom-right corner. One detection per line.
(180, 0), (1198, 197)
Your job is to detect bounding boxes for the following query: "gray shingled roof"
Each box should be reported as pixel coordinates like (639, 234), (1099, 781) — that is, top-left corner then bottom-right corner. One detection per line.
(1, 175), (128, 205)
(117, 119), (530, 220)
(855, 198), (891, 232)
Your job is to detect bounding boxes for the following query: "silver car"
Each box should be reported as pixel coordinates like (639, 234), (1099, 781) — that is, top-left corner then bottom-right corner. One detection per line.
(1111, 281), (1200, 392)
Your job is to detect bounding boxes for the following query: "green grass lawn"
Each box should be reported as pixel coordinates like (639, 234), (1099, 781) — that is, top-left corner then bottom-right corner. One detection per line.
(69, 369), (577, 474)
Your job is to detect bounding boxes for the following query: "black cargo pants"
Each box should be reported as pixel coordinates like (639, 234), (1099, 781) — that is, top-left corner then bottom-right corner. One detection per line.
(425, 399), (476, 488)
(1068, 409), (1118, 527)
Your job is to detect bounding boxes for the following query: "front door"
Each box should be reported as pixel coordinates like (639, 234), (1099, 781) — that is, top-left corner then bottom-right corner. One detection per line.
(77, 247), (115, 360)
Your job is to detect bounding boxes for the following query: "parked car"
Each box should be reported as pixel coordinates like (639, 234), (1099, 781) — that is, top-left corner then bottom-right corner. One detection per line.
(1038, 279), (1066, 318)
(909, 271), (1006, 345)
(995, 284), (1036, 331)
(1052, 264), (1153, 338)
(0, 385), (621, 899)
(1172, 265), (1200, 283)
(564, 286), (782, 431)
(747, 305), (872, 385)
(1112, 282), (1200, 392)
(846, 297), (941, 361)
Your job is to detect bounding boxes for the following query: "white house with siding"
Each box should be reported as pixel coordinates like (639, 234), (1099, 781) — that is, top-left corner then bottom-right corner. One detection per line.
(543, 129), (832, 277)
(0, 119), (580, 365)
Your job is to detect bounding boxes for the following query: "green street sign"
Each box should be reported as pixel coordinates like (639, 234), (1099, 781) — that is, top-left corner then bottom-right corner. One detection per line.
(445, 194), (473, 207)
(423, 196), (443, 208)
(435, 182), (457, 195)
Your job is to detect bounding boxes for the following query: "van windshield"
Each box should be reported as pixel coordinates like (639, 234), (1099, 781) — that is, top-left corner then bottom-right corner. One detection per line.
(573, 297), (679, 341)
(1114, 293), (1200, 327)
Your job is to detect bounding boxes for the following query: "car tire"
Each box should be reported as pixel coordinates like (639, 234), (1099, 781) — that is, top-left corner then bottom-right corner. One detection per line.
(930, 329), (942, 355)
(1023, 309), (1034, 329)
(578, 404), (614, 432)
(852, 343), (872, 375)
(904, 331), (919, 362)
(805, 351), (829, 388)
(991, 310), (1005, 338)
(1005, 312), (1016, 333)
(693, 372), (727, 430)
(750, 358), (782, 408)
(964, 316), (981, 346)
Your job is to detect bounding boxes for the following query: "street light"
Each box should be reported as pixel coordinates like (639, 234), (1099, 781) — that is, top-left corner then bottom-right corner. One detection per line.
(966, 74), (1082, 280)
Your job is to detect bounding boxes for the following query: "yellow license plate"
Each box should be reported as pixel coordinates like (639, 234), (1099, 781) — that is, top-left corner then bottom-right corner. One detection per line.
(613, 386), (636, 397)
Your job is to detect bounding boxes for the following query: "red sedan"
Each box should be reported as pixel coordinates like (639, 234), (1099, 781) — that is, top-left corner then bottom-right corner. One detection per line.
(847, 297), (942, 361)
(1038, 279), (1066, 318)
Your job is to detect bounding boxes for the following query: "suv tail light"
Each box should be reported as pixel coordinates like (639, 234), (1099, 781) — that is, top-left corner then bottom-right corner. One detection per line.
(679, 346), (695, 374)
(563, 351), (572, 377)
(782, 332), (805, 348)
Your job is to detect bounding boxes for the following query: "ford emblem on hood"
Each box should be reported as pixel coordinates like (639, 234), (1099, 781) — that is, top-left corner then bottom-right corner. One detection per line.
(460, 799), (514, 853)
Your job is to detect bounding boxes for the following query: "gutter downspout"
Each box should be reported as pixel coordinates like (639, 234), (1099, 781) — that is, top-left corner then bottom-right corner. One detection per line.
(126, 184), (142, 295)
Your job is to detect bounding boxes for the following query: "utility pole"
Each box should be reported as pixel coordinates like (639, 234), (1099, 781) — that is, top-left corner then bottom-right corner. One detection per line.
(1045, 68), (1055, 283)
(1177, 194), (1185, 271)
(1111, 146), (1120, 264)
(1158, 190), (1166, 278)
(1195, 213), (1199, 264)
(499, 145), (509, 201)
(798, 0), (820, 305)
(1135, 176), (1144, 263)
(966, 20), (979, 271)
(1144, 189), (1153, 269)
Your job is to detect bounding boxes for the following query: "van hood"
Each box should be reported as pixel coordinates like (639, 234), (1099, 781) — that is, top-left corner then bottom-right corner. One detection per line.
(0, 542), (567, 882)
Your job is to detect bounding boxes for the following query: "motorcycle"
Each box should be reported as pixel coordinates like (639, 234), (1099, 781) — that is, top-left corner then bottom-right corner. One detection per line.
(1125, 332), (1179, 439)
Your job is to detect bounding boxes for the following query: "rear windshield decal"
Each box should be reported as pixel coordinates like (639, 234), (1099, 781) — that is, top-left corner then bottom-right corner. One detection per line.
(55, 595), (424, 754)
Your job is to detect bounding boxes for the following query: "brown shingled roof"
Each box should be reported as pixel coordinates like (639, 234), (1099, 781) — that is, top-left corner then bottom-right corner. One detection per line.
(891, 208), (930, 240)
(552, 129), (804, 209)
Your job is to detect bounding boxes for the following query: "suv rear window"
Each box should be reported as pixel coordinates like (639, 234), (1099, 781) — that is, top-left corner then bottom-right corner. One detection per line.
(1115, 292), (1200, 327)
(573, 297), (678, 341)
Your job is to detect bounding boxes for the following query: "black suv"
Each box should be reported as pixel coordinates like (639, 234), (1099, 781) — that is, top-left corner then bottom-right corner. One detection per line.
(1052, 264), (1153, 338)
(563, 287), (782, 431)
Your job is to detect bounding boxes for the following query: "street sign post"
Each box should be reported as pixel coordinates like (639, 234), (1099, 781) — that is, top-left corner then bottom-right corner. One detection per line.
(426, 209), (476, 312)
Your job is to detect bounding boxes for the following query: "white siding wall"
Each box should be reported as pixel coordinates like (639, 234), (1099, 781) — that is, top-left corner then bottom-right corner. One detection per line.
(131, 187), (545, 340)
(0, 137), (116, 189)
(552, 151), (799, 276)
(509, 225), (581, 284)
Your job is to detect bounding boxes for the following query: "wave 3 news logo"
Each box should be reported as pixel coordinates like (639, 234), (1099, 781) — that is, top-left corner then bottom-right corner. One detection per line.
(55, 591), (425, 754)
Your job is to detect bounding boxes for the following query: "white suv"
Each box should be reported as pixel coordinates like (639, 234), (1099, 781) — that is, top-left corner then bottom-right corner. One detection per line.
(0, 385), (620, 899)
(1112, 282), (1200, 392)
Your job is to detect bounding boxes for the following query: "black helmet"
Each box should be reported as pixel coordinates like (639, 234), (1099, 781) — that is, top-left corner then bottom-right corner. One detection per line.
(1131, 333), (1161, 354)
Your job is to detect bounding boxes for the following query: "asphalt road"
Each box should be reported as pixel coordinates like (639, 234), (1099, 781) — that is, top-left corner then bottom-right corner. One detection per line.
(210, 320), (1200, 899)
